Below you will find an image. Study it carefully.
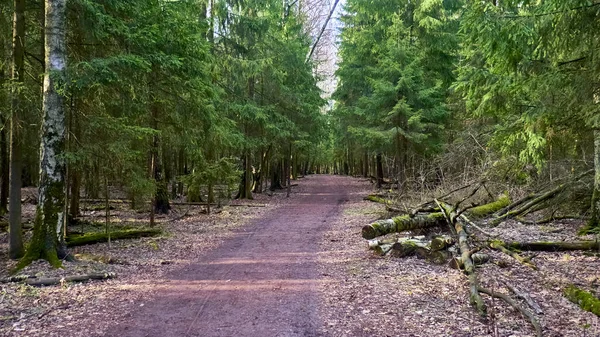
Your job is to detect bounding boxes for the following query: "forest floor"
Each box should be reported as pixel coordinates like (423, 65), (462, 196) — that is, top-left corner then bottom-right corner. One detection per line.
(0, 175), (599, 336)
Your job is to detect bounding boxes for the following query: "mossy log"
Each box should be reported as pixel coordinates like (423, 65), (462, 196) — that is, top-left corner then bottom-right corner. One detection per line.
(449, 253), (490, 270)
(506, 240), (599, 251)
(66, 228), (162, 247)
(373, 243), (394, 256)
(467, 195), (510, 218)
(390, 239), (429, 258)
(428, 250), (451, 265)
(1, 272), (116, 287)
(564, 285), (600, 317)
(362, 213), (446, 239)
(430, 235), (455, 251)
(367, 236), (426, 250)
(363, 194), (393, 205)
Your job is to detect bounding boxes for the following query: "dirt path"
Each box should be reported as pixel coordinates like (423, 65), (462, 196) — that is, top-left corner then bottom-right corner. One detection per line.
(106, 175), (351, 337)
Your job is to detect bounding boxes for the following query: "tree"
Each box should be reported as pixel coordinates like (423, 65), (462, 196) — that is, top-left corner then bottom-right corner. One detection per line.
(20, 0), (68, 267)
(456, 1), (600, 230)
(8, 0), (25, 259)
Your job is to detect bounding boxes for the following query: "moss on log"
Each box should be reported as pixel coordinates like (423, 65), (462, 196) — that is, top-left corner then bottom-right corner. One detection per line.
(362, 213), (446, 240)
(506, 240), (599, 252)
(449, 253), (490, 270)
(364, 195), (393, 204)
(467, 195), (510, 218)
(564, 285), (600, 317)
(431, 235), (455, 251)
(390, 239), (429, 258)
(66, 228), (162, 247)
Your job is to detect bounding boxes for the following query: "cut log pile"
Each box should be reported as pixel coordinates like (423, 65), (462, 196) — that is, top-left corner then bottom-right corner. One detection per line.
(361, 179), (600, 334)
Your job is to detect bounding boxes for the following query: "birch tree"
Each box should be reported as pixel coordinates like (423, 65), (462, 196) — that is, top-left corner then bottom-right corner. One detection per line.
(20, 0), (67, 267)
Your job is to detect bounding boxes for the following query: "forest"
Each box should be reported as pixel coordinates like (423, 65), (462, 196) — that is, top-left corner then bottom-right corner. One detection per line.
(1, 0), (599, 336)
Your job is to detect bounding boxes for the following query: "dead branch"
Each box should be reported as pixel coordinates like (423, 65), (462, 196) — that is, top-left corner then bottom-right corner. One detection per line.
(489, 241), (538, 270)
(477, 286), (542, 337)
(502, 280), (544, 315)
(1, 272), (116, 287)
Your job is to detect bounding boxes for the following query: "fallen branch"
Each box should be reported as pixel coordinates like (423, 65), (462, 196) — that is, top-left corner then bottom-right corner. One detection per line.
(502, 280), (544, 315)
(1, 272), (116, 287)
(456, 217), (487, 316)
(477, 286), (542, 337)
(460, 214), (497, 237)
(489, 241), (537, 270)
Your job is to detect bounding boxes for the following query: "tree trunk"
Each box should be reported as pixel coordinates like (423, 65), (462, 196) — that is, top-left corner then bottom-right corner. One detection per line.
(363, 151), (368, 178)
(0, 119), (8, 214)
(362, 213), (446, 240)
(20, 0), (68, 268)
(505, 240), (600, 251)
(8, 0), (26, 260)
(588, 129), (600, 229)
(376, 153), (384, 188)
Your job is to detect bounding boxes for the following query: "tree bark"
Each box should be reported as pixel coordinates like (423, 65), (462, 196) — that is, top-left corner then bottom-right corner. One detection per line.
(362, 213), (446, 239)
(8, 0), (25, 260)
(20, 0), (68, 268)
(505, 240), (600, 251)
(588, 129), (600, 229)
(2, 272), (116, 287)
(376, 153), (384, 188)
(66, 228), (162, 247)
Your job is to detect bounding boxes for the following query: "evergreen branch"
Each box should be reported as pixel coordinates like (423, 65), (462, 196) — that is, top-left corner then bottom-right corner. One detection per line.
(502, 2), (600, 19)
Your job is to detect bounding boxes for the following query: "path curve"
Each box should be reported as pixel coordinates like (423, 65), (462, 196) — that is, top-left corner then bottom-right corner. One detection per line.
(106, 175), (351, 337)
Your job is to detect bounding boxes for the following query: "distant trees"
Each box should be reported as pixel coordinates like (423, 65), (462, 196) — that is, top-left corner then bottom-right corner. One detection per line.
(2, 0), (327, 267)
(333, 0), (459, 188)
(333, 0), (599, 230)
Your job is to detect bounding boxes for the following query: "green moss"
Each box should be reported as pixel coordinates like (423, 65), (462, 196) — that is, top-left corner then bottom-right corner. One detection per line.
(66, 228), (162, 247)
(564, 285), (600, 317)
(364, 195), (392, 204)
(468, 195), (510, 218)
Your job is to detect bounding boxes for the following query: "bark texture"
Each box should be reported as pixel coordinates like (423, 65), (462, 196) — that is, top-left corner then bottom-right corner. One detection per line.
(589, 129), (600, 229)
(20, 0), (67, 268)
(9, 0), (25, 259)
(361, 213), (446, 239)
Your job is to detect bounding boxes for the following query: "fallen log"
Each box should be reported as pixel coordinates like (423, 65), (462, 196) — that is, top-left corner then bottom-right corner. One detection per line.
(362, 213), (446, 239)
(1, 272), (116, 287)
(478, 286), (542, 337)
(456, 218), (486, 315)
(564, 285), (600, 317)
(430, 235), (455, 251)
(366, 236), (425, 250)
(449, 253), (490, 270)
(428, 250), (451, 265)
(467, 195), (510, 218)
(506, 240), (600, 252)
(364, 194), (393, 205)
(502, 281), (544, 315)
(390, 239), (429, 258)
(66, 228), (162, 247)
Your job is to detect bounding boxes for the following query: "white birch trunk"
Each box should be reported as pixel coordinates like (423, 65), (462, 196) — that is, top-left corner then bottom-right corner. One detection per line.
(22, 0), (68, 266)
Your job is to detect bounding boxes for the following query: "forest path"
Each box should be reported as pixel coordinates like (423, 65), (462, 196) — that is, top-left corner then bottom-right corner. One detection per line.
(106, 175), (354, 337)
